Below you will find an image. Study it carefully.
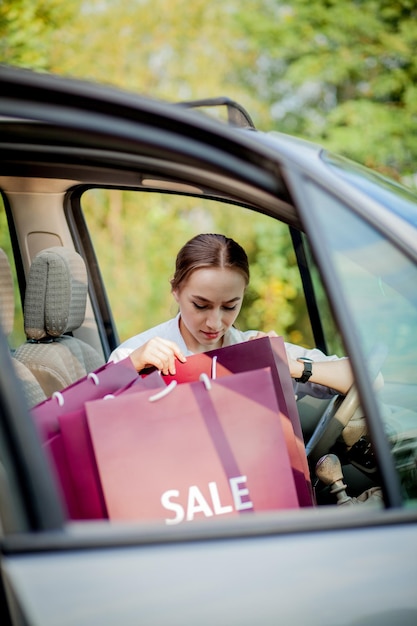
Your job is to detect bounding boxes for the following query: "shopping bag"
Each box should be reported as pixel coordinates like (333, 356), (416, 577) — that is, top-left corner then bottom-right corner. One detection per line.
(58, 370), (165, 519)
(30, 358), (162, 519)
(32, 357), (140, 438)
(160, 337), (299, 432)
(143, 351), (233, 383)
(86, 367), (300, 524)
(145, 337), (313, 506)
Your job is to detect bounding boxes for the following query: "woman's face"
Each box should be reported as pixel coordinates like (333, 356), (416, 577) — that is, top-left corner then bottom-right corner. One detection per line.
(173, 267), (246, 353)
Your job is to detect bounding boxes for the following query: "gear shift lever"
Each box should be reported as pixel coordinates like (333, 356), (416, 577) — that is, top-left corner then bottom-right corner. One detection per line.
(315, 454), (354, 505)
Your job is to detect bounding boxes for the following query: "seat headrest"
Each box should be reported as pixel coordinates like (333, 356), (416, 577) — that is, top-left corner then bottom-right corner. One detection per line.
(24, 247), (88, 341)
(0, 248), (15, 337)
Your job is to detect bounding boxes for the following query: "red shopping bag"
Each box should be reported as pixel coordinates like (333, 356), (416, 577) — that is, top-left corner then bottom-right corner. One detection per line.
(145, 337), (313, 506)
(146, 351), (232, 383)
(86, 367), (299, 524)
(30, 358), (163, 519)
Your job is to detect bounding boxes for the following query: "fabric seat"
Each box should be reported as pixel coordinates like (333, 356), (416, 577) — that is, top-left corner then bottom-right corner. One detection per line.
(14, 247), (104, 398)
(0, 248), (46, 407)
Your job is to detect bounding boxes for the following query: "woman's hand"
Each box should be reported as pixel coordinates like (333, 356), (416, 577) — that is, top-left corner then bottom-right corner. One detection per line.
(128, 337), (186, 375)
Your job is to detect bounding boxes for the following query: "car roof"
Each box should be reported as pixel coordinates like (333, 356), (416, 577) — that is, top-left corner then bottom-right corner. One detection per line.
(1, 64), (416, 240)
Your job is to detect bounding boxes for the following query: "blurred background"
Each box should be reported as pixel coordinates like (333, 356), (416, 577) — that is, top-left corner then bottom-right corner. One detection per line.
(3, 0), (416, 181)
(1, 0), (416, 347)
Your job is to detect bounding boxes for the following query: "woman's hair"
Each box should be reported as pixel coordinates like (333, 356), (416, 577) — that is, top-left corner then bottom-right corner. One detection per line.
(170, 233), (250, 291)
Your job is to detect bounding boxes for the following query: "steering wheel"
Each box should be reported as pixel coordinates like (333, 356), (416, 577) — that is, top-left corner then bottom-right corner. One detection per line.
(305, 384), (361, 466)
(305, 344), (388, 467)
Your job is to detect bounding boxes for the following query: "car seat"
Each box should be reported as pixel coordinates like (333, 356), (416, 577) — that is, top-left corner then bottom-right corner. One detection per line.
(0, 248), (46, 407)
(14, 246), (105, 398)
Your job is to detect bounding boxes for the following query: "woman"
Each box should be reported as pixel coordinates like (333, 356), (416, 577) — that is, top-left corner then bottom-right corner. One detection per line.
(109, 234), (353, 397)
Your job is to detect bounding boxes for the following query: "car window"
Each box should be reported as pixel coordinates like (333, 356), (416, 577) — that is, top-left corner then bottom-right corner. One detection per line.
(0, 195), (25, 348)
(307, 182), (417, 504)
(298, 232), (345, 358)
(322, 151), (417, 228)
(80, 189), (319, 351)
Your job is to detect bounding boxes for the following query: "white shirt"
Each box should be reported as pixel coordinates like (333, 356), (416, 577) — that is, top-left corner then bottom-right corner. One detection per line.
(109, 313), (341, 398)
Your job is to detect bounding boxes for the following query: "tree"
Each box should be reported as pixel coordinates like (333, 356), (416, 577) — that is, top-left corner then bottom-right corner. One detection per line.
(235, 0), (417, 180)
(0, 0), (81, 69)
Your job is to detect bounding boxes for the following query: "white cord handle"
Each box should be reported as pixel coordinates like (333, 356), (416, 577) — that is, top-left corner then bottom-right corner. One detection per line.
(87, 372), (100, 385)
(211, 356), (217, 380)
(148, 380), (178, 402)
(52, 391), (64, 407)
(199, 372), (212, 390)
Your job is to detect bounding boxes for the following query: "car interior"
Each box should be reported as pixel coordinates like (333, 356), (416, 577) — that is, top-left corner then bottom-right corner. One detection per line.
(2, 96), (416, 525)
(0, 177), (386, 519)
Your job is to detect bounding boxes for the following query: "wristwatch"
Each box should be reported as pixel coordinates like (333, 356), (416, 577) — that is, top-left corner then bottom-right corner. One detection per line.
(295, 357), (313, 383)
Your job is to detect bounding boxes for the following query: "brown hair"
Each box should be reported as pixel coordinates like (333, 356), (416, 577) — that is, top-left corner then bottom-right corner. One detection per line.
(170, 234), (250, 292)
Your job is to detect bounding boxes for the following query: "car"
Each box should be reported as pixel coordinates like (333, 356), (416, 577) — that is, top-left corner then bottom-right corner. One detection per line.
(0, 64), (417, 625)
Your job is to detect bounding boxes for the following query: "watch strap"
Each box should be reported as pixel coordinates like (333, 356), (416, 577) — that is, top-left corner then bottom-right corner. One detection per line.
(295, 358), (313, 383)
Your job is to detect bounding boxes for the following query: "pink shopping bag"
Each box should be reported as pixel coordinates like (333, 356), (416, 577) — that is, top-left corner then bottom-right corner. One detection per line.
(145, 337), (313, 506)
(86, 367), (299, 524)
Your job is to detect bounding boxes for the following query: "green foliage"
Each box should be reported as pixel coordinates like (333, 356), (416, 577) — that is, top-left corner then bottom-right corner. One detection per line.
(0, 197), (25, 346)
(2, 0), (415, 176)
(236, 0), (417, 179)
(0, 0), (81, 69)
(81, 190), (313, 346)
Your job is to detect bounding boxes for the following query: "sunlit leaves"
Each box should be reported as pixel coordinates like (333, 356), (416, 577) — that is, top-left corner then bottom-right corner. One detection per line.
(0, 0), (81, 69)
(236, 0), (417, 179)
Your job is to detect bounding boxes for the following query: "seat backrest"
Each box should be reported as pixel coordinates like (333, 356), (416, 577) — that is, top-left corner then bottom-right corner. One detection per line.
(0, 248), (46, 406)
(14, 247), (104, 397)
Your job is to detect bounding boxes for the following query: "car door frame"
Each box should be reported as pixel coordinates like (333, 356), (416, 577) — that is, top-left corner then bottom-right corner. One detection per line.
(1, 65), (417, 626)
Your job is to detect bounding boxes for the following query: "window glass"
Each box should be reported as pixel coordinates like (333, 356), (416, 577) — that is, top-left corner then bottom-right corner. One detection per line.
(308, 182), (417, 501)
(81, 190), (317, 349)
(300, 232), (345, 357)
(0, 195), (25, 348)
(322, 151), (417, 227)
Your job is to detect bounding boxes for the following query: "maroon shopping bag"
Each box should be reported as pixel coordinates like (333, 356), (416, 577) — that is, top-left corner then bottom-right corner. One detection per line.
(160, 337), (299, 432)
(32, 357), (140, 437)
(30, 357), (160, 519)
(146, 337), (313, 506)
(86, 367), (299, 524)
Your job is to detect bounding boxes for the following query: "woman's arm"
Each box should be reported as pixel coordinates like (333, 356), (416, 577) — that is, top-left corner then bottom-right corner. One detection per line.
(249, 330), (354, 395)
(289, 356), (353, 395)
